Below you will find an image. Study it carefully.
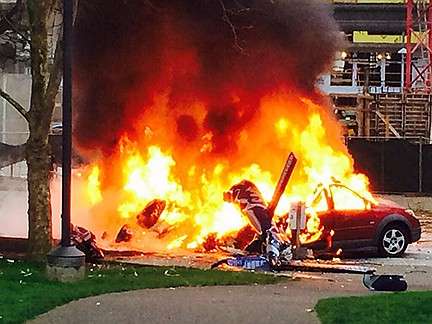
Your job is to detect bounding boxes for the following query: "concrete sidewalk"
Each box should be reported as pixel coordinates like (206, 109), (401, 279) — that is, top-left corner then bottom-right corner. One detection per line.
(28, 274), (370, 324)
(28, 261), (432, 324)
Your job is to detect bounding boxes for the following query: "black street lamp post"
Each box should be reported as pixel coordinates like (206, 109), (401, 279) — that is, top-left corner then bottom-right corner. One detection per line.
(46, 0), (85, 282)
(60, 0), (73, 247)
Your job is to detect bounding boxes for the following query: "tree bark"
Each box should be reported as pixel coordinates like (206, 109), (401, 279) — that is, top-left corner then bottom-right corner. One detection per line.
(25, 139), (53, 259)
(25, 0), (60, 260)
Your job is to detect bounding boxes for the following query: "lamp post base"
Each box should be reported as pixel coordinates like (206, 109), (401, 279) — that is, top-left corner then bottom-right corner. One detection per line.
(46, 245), (86, 282)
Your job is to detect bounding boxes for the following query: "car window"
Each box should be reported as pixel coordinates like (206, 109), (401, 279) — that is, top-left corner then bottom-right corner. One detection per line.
(330, 185), (366, 210)
(309, 189), (329, 212)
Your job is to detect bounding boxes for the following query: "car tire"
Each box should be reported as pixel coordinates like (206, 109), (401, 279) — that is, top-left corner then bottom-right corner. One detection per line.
(378, 224), (409, 257)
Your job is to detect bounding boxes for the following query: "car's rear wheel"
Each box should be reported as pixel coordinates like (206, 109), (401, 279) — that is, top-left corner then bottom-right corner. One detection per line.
(378, 224), (409, 257)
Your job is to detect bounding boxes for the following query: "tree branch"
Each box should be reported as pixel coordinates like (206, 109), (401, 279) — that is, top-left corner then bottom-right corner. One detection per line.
(0, 87), (29, 122)
(45, 0), (63, 116)
(219, 0), (253, 55)
(1, 12), (30, 42)
(219, 0), (244, 53)
(46, 0), (79, 113)
(0, 0), (26, 35)
(45, 36), (62, 110)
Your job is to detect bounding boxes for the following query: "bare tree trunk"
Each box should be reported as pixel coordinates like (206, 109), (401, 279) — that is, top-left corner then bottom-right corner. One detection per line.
(25, 0), (58, 260)
(0, 0), (63, 260)
(26, 139), (53, 259)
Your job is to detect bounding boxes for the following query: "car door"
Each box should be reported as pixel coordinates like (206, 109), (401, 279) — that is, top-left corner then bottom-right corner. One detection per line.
(329, 185), (377, 243)
(306, 187), (335, 242)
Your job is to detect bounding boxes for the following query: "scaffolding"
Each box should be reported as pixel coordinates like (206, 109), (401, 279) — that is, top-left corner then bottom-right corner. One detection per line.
(405, 0), (432, 92)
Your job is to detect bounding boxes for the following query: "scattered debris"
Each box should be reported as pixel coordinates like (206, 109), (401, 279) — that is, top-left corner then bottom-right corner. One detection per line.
(115, 224), (133, 243)
(363, 274), (407, 291)
(212, 255), (376, 275)
(101, 231), (108, 240)
(291, 273), (336, 282)
(71, 225), (104, 262)
(136, 199), (166, 229)
(202, 233), (220, 252)
(223, 179), (293, 268)
(164, 268), (180, 277)
(406, 269), (427, 274)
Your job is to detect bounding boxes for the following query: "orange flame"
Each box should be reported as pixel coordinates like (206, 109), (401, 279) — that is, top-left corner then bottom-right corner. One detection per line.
(87, 166), (102, 205)
(71, 88), (375, 253)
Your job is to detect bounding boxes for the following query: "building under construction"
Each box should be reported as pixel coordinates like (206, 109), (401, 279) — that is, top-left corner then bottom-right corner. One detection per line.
(321, 0), (432, 144)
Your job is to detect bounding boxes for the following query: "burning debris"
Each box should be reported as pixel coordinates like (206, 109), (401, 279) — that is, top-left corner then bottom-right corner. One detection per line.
(223, 179), (273, 248)
(65, 0), (378, 256)
(71, 225), (104, 262)
(220, 152), (298, 268)
(113, 199), (170, 244)
(115, 224), (133, 243)
(202, 233), (220, 252)
(136, 199), (166, 229)
(223, 178), (293, 267)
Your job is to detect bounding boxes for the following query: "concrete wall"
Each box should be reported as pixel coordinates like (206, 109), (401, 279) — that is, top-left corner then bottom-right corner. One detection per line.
(0, 176), (61, 238)
(0, 176), (28, 237)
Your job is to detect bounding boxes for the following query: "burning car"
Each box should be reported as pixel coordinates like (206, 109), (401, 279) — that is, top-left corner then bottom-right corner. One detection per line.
(301, 182), (421, 257)
(224, 176), (421, 259)
(69, 0), (373, 261)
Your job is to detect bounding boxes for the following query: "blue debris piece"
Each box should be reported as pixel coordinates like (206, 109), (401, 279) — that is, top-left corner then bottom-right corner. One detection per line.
(226, 255), (270, 271)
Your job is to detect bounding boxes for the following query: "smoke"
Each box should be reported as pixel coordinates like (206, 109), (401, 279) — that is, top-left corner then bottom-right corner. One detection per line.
(73, 0), (343, 160)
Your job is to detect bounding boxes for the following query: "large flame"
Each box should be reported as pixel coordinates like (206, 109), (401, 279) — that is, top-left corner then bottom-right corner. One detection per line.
(70, 89), (374, 253)
(70, 0), (367, 254)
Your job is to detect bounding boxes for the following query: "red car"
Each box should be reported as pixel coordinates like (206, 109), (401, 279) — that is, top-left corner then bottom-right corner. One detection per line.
(302, 182), (421, 257)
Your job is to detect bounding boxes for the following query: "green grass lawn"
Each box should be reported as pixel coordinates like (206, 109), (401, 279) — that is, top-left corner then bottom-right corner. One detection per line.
(0, 257), (286, 323)
(4, 257), (432, 324)
(316, 290), (432, 324)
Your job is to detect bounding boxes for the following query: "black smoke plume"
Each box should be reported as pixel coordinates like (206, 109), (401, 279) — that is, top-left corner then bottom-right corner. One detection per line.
(73, 0), (343, 158)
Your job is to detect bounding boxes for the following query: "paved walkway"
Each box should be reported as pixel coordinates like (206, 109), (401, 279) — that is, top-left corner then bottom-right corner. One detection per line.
(28, 258), (432, 324)
(29, 273), (370, 324)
